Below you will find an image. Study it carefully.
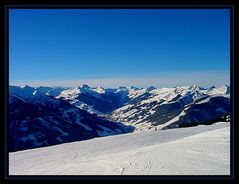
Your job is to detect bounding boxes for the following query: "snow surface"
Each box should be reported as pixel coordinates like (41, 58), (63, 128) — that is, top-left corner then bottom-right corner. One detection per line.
(92, 86), (106, 94)
(9, 122), (230, 175)
(57, 85), (103, 100)
(207, 85), (230, 96)
(127, 88), (148, 99)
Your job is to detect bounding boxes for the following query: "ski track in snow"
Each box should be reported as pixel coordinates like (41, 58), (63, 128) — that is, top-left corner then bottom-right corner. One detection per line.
(9, 122), (230, 175)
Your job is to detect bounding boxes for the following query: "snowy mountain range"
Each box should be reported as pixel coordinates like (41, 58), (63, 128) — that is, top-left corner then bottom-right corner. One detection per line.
(9, 84), (230, 151)
(9, 85), (134, 152)
(109, 85), (230, 130)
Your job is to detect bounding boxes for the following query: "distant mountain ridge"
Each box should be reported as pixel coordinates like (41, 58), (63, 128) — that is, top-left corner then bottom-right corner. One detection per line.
(109, 85), (230, 130)
(9, 84), (230, 151)
(54, 85), (158, 114)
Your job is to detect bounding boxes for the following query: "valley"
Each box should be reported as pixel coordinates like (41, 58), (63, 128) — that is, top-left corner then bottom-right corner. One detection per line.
(9, 84), (230, 152)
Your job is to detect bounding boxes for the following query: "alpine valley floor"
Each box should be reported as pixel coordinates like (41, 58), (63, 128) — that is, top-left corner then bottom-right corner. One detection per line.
(9, 122), (230, 175)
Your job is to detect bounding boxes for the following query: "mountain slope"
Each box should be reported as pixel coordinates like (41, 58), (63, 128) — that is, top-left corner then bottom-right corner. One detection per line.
(35, 86), (68, 97)
(56, 85), (156, 115)
(9, 84), (230, 152)
(9, 85), (134, 152)
(109, 85), (230, 130)
(9, 122), (230, 175)
(56, 85), (118, 114)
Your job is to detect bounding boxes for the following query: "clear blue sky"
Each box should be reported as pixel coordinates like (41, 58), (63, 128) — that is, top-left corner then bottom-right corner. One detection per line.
(9, 9), (230, 87)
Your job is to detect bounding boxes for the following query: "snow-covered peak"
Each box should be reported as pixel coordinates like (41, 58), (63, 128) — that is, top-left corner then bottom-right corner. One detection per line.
(188, 84), (199, 91)
(206, 85), (230, 95)
(58, 86), (82, 98)
(64, 85), (91, 95)
(127, 88), (148, 99)
(93, 86), (106, 94)
(217, 85), (230, 94)
(57, 85), (104, 102)
(71, 86), (82, 94)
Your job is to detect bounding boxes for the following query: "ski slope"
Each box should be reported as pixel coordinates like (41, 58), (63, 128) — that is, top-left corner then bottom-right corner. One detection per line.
(9, 122), (230, 175)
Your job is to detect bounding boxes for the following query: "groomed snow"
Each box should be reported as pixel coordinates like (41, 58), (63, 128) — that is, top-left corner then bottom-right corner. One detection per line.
(9, 122), (230, 175)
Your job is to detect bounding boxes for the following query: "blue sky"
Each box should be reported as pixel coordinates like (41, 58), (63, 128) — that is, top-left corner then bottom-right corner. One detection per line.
(9, 9), (230, 88)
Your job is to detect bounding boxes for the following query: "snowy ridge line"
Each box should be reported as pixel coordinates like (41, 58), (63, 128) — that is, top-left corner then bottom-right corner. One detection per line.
(9, 84), (230, 152)
(67, 126), (230, 164)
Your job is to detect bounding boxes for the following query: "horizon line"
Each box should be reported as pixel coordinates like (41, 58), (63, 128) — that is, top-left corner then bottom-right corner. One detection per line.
(9, 70), (230, 88)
